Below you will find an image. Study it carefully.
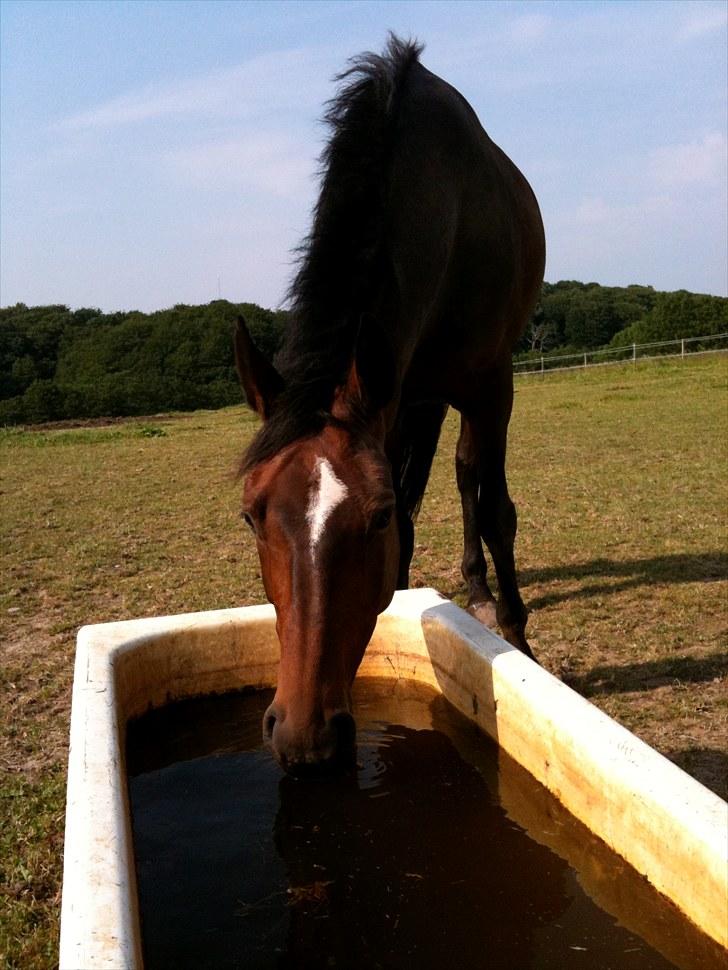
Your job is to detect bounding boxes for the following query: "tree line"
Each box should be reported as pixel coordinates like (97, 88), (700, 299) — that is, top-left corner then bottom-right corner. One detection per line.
(517, 281), (727, 358)
(0, 301), (285, 425)
(1, 283), (726, 425)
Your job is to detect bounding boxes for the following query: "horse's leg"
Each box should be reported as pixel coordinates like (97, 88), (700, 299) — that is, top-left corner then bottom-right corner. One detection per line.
(465, 368), (534, 659)
(388, 418), (416, 590)
(456, 414), (497, 628)
(395, 506), (414, 589)
(479, 461), (533, 659)
(388, 401), (448, 590)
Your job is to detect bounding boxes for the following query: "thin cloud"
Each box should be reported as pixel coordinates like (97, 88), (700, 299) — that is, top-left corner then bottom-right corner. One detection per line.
(163, 132), (314, 198)
(572, 194), (677, 228)
(649, 133), (728, 187)
(676, 5), (728, 42)
(53, 48), (328, 131)
(508, 13), (552, 46)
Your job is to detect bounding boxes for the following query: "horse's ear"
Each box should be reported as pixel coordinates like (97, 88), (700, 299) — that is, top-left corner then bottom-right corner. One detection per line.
(336, 315), (397, 419)
(234, 316), (284, 419)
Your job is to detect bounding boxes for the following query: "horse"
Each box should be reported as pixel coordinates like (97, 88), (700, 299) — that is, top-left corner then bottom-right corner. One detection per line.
(235, 35), (545, 772)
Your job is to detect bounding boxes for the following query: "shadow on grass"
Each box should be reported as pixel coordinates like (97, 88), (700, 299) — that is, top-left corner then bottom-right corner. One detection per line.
(519, 552), (727, 611)
(666, 748), (728, 802)
(558, 649), (728, 800)
(561, 652), (728, 697)
(440, 552), (727, 608)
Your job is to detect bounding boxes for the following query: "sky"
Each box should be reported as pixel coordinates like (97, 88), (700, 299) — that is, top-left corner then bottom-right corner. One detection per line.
(1, 0), (726, 313)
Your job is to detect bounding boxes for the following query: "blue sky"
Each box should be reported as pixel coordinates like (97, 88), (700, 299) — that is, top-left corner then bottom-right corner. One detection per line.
(1, 0), (726, 312)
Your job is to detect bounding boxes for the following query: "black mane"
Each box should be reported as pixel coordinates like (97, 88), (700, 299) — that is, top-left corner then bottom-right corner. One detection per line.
(241, 35), (423, 473)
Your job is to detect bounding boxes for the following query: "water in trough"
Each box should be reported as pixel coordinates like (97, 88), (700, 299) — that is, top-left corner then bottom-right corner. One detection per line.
(126, 679), (723, 969)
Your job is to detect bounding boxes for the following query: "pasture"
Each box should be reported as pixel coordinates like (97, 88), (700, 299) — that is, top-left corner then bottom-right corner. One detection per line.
(1, 353), (726, 967)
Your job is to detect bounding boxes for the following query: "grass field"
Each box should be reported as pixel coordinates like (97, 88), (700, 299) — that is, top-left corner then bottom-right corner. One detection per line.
(1, 353), (727, 967)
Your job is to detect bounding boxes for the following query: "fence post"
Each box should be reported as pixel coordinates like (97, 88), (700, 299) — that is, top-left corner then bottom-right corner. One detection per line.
(681, 339), (685, 359)
(633, 343), (636, 364)
(584, 353), (587, 369)
(540, 356), (544, 377)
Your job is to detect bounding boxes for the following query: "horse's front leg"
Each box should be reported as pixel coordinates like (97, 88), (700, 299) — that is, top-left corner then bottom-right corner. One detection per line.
(388, 400), (447, 590)
(395, 504), (414, 589)
(456, 413), (498, 628)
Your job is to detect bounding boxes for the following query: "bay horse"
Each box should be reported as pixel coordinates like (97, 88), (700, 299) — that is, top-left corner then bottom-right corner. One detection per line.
(235, 36), (545, 772)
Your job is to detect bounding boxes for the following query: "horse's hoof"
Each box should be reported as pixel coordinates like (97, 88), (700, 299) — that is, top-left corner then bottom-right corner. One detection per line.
(517, 640), (539, 664)
(467, 599), (498, 629)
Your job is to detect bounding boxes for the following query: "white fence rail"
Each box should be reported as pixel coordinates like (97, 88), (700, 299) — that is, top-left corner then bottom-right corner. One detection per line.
(513, 332), (728, 376)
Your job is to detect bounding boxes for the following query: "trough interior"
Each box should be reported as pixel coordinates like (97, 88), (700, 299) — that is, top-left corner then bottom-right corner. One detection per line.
(126, 678), (724, 970)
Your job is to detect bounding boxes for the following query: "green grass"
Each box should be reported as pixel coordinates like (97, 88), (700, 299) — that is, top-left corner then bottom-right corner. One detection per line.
(0, 422), (170, 447)
(1, 355), (726, 967)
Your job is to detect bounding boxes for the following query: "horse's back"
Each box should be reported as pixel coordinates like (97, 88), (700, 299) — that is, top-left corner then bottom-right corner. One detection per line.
(388, 61), (545, 396)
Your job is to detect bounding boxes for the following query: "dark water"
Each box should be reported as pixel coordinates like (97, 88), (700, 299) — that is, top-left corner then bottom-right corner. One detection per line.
(127, 679), (723, 970)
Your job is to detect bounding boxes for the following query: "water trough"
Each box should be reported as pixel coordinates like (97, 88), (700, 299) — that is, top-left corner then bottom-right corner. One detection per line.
(60, 588), (727, 968)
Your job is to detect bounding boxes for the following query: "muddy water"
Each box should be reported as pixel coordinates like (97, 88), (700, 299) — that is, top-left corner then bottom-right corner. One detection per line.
(127, 679), (723, 970)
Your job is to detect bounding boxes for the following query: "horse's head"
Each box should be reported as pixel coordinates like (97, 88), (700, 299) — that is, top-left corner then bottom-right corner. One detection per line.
(235, 318), (400, 772)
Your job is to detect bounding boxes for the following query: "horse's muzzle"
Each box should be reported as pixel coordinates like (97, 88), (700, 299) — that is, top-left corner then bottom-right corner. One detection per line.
(263, 702), (356, 774)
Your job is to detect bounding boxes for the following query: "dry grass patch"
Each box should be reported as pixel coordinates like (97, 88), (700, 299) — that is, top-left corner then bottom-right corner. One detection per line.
(1, 355), (726, 967)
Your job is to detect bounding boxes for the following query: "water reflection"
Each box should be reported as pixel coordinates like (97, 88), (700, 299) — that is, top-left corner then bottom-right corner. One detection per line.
(274, 722), (569, 969)
(127, 681), (717, 970)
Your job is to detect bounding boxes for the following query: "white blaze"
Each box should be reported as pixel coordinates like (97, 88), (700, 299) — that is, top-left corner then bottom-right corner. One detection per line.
(306, 457), (348, 555)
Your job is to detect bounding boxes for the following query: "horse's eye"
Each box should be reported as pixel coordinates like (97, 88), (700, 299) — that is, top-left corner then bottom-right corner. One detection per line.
(372, 507), (393, 531)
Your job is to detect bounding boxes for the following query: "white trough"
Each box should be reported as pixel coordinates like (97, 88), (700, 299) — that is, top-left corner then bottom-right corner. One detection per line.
(60, 588), (727, 968)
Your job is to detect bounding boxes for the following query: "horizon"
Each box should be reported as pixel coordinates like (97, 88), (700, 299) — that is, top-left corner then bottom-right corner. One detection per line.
(2, 276), (725, 317)
(1, 0), (727, 312)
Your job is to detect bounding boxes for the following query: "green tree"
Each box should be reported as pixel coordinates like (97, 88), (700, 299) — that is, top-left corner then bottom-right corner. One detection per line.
(610, 291), (728, 346)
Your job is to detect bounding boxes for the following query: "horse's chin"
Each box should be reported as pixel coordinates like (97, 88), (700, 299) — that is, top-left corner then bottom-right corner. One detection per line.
(263, 738), (358, 777)
(274, 744), (357, 779)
